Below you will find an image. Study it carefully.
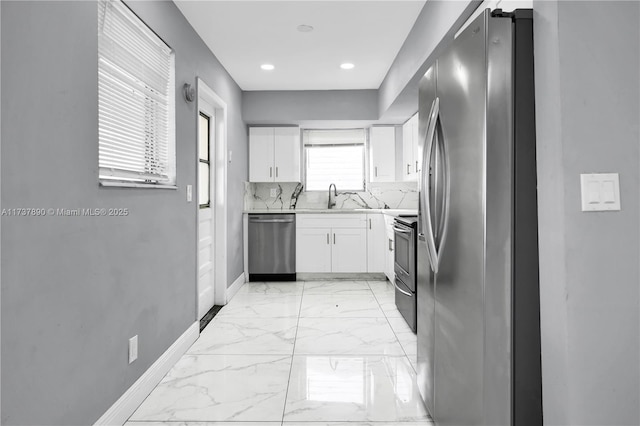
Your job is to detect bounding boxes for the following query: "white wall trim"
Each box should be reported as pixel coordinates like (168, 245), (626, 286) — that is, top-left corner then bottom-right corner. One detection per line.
(197, 78), (228, 309)
(226, 273), (246, 303)
(94, 322), (199, 426)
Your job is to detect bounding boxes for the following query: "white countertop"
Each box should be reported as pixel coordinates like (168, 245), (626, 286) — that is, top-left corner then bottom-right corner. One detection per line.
(243, 208), (417, 216)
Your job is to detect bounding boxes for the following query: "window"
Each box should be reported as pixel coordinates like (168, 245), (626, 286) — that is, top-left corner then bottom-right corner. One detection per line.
(303, 129), (365, 191)
(98, 0), (176, 187)
(198, 112), (212, 207)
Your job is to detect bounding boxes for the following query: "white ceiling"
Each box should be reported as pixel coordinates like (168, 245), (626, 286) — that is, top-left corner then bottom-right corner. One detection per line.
(174, 1), (426, 91)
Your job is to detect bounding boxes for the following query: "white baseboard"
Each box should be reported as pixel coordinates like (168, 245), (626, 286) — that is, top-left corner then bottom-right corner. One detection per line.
(94, 322), (199, 426)
(226, 272), (246, 303)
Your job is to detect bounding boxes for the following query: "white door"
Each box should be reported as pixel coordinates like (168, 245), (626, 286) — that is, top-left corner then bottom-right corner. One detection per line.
(249, 127), (275, 182)
(274, 127), (301, 182)
(296, 227), (332, 272)
(332, 228), (368, 273)
(198, 103), (215, 319)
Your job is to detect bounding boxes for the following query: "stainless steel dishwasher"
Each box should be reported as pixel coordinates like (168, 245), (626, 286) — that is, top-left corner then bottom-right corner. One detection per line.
(248, 214), (296, 281)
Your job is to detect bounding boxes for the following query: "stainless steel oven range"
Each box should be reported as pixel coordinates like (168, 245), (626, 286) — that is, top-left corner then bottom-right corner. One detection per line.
(393, 215), (418, 332)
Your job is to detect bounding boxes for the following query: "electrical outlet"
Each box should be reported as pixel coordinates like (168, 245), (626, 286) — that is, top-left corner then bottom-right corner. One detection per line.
(186, 185), (193, 202)
(270, 188), (278, 197)
(129, 335), (138, 364)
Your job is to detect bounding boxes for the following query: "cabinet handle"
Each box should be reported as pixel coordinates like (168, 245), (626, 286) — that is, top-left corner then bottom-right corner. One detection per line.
(389, 238), (393, 251)
(416, 161), (419, 172)
(369, 218), (372, 230)
(326, 233), (329, 244)
(333, 233), (336, 245)
(276, 167), (278, 178)
(407, 164), (410, 175)
(270, 167), (272, 178)
(375, 166), (378, 177)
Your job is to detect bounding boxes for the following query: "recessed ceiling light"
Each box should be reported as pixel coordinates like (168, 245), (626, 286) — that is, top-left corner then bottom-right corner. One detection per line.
(340, 63), (355, 70)
(260, 64), (275, 71)
(297, 24), (314, 33)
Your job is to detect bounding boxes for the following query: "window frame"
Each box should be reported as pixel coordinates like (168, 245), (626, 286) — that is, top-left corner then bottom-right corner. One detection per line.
(97, 0), (177, 189)
(302, 129), (367, 192)
(198, 112), (212, 209)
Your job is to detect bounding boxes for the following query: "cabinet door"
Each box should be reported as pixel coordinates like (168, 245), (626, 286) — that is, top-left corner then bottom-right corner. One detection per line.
(366, 214), (386, 273)
(296, 227), (332, 272)
(402, 121), (414, 181)
(370, 126), (396, 182)
(274, 127), (301, 182)
(411, 114), (420, 179)
(383, 215), (396, 281)
(332, 228), (367, 273)
(249, 127), (274, 182)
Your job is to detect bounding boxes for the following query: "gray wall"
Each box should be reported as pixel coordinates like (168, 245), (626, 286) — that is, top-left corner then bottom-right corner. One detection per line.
(242, 89), (379, 125)
(377, 0), (479, 121)
(0, 1), (246, 424)
(534, 1), (640, 424)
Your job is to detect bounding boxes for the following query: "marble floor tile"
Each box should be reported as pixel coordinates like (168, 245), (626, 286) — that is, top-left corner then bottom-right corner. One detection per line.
(283, 423), (433, 426)
(304, 280), (373, 295)
(295, 317), (404, 356)
(216, 293), (302, 318)
(367, 279), (395, 296)
(188, 316), (298, 355)
(387, 317), (417, 356)
(374, 292), (404, 319)
(130, 279), (435, 425)
(300, 294), (384, 318)
(284, 355), (431, 422)
(129, 355), (291, 422)
(408, 353), (418, 373)
(127, 423), (281, 426)
(236, 281), (305, 295)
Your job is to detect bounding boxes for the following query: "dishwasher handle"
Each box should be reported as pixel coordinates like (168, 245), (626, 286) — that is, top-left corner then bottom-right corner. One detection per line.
(249, 217), (295, 223)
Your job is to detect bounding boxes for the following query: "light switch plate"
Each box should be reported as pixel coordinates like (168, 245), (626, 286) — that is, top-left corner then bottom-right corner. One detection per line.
(186, 185), (193, 202)
(580, 173), (621, 211)
(129, 335), (138, 364)
(270, 188), (278, 198)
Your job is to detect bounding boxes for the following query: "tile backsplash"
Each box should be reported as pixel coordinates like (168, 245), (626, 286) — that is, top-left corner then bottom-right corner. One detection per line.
(244, 181), (418, 211)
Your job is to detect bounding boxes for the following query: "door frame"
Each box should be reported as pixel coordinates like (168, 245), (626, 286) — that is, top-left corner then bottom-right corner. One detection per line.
(196, 78), (228, 318)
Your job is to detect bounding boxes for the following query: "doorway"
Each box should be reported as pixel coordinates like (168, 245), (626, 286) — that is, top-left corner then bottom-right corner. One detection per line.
(197, 102), (215, 319)
(196, 79), (228, 321)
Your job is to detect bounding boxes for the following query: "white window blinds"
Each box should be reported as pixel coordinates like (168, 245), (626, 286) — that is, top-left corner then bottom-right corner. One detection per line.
(303, 129), (365, 191)
(98, 0), (176, 185)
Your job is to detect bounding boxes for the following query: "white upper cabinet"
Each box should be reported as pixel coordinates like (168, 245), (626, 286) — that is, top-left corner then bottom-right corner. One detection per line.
(369, 126), (396, 182)
(249, 127), (301, 182)
(402, 113), (419, 181)
(274, 127), (301, 182)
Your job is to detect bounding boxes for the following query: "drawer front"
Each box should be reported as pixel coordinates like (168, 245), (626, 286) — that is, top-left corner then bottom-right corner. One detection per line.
(296, 214), (366, 229)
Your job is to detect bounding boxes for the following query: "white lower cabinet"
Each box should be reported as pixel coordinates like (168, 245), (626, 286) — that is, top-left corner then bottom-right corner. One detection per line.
(383, 214), (396, 282)
(296, 228), (332, 272)
(296, 214), (367, 273)
(366, 214), (386, 273)
(332, 228), (367, 272)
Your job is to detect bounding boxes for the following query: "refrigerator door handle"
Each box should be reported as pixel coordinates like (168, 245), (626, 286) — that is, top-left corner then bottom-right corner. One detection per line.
(436, 102), (451, 264)
(421, 97), (440, 273)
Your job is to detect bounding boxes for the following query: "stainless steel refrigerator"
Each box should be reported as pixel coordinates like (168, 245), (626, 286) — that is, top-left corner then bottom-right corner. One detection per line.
(416, 9), (542, 425)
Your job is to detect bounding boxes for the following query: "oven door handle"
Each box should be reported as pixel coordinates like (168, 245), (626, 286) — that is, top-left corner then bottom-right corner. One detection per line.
(392, 226), (412, 234)
(393, 278), (413, 297)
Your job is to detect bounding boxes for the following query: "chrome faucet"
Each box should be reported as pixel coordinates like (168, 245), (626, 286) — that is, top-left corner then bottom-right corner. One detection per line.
(328, 183), (338, 209)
